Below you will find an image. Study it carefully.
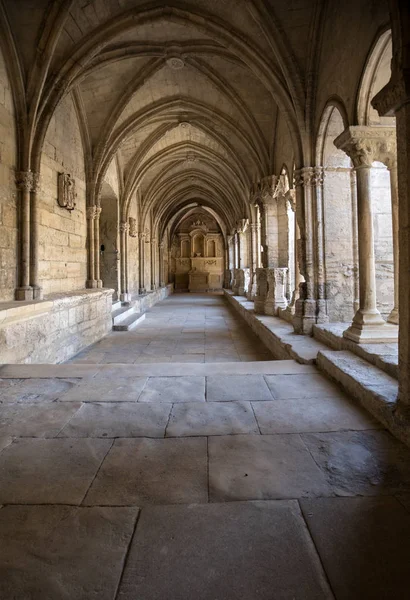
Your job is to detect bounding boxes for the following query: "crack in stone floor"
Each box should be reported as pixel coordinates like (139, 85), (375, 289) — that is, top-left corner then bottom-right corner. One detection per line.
(0, 294), (410, 598)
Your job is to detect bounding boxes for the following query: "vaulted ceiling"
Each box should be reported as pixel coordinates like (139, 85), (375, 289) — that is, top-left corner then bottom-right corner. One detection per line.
(3, 0), (323, 231)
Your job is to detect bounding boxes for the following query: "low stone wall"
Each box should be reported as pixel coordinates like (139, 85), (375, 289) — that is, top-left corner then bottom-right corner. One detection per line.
(132, 284), (173, 312)
(0, 289), (113, 364)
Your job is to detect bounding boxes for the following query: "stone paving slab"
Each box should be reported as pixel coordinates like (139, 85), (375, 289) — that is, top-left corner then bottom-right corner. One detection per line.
(59, 402), (172, 438)
(117, 501), (333, 600)
(84, 437), (208, 506)
(206, 375), (273, 401)
(300, 496), (410, 599)
(59, 375), (148, 402)
(265, 373), (347, 400)
(0, 505), (138, 600)
(301, 430), (410, 496)
(252, 397), (382, 434)
(0, 438), (112, 504)
(209, 434), (332, 501)
(0, 437), (12, 453)
(138, 376), (205, 403)
(0, 377), (80, 403)
(0, 401), (82, 437)
(166, 401), (259, 437)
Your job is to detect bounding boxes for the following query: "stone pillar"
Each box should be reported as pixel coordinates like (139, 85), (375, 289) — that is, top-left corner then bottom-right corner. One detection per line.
(30, 172), (42, 300)
(236, 269), (245, 295)
(15, 171), (34, 300)
(381, 155), (399, 325)
(313, 167), (328, 322)
(119, 221), (130, 302)
(254, 268), (268, 314)
(260, 176), (279, 268)
(293, 168), (317, 334)
(159, 243), (165, 287)
(86, 206), (97, 288)
(94, 206), (102, 288)
(138, 232), (145, 294)
(243, 268), (250, 297)
(334, 127), (397, 343)
(264, 268), (288, 316)
(372, 62), (410, 412)
(151, 238), (157, 290)
(248, 223), (259, 300)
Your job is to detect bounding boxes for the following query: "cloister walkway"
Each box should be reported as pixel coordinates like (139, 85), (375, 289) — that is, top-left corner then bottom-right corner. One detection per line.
(70, 292), (273, 364)
(0, 293), (410, 598)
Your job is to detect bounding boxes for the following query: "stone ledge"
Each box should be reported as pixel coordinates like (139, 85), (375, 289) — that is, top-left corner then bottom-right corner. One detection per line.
(317, 350), (409, 447)
(314, 323), (398, 379)
(224, 290), (328, 364)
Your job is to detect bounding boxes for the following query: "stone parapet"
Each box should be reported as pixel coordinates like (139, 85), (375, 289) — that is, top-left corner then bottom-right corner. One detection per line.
(0, 289), (113, 364)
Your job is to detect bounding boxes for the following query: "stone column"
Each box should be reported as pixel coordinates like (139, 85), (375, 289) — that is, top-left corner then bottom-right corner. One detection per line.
(372, 64), (410, 411)
(248, 223), (259, 300)
(138, 232), (145, 294)
(334, 127), (397, 343)
(94, 206), (102, 288)
(151, 238), (157, 290)
(30, 173), (42, 300)
(119, 221), (130, 302)
(379, 152), (399, 325)
(159, 243), (165, 287)
(293, 168), (317, 334)
(313, 167), (328, 322)
(254, 268), (268, 314)
(15, 171), (34, 300)
(86, 206), (97, 288)
(261, 175), (279, 268)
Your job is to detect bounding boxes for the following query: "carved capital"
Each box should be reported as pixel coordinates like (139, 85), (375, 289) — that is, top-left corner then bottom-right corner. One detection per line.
(236, 218), (249, 234)
(138, 232), (146, 241)
(119, 221), (129, 233)
(86, 206), (97, 220)
(334, 126), (397, 169)
(260, 175), (278, 204)
(285, 189), (296, 212)
(94, 206), (102, 218)
(294, 167), (322, 187)
(16, 171), (34, 192)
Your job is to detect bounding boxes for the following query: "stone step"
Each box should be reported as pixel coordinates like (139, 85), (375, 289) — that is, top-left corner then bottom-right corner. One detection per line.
(316, 350), (408, 446)
(313, 323), (398, 379)
(112, 305), (136, 326)
(113, 312), (146, 331)
(111, 300), (122, 313)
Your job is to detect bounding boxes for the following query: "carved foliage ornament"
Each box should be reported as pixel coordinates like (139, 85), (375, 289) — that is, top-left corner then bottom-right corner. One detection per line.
(334, 126), (397, 169)
(16, 171), (34, 192)
(58, 172), (76, 210)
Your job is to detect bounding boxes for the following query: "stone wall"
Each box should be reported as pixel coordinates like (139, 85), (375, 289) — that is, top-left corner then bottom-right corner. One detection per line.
(39, 93), (87, 295)
(0, 46), (17, 301)
(0, 289), (112, 364)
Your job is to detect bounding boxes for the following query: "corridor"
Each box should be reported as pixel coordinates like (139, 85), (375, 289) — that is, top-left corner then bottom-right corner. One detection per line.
(70, 293), (274, 364)
(1, 293), (410, 599)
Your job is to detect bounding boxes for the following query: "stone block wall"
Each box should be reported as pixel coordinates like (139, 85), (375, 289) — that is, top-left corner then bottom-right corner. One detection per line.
(39, 94), (87, 295)
(0, 47), (17, 301)
(0, 289), (112, 364)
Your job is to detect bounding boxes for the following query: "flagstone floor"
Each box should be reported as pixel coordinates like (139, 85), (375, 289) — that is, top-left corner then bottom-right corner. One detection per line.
(0, 294), (410, 599)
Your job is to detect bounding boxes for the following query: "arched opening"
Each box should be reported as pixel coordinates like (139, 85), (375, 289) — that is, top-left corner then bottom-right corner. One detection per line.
(317, 104), (358, 322)
(99, 183), (120, 300)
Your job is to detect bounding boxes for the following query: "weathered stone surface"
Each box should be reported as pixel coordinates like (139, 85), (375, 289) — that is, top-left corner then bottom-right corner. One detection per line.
(0, 505), (138, 600)
(166, 401), (259, 436)
(59, 375), (148, 402)
(0, 377), (80, 403)
(265, 373), (346, 400)
(0, 401), (81, 437)
(252, 397), (381, 434)
(206, 375), (273, 401)
(300, 497), (410, 599)
(0, 438), (111, 504)
(59, 401), (171, 438)
(117, 501), (332, 600)
(84, 437), (208, 506)
(138, 376), (205, 403)
(209, 434), (332, 501)
(301, 430), (410, 496)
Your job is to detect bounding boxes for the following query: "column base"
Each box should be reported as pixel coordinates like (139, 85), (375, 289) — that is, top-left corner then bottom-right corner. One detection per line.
(32, 286), (43, 300)
(86, 280), (98, 289)
(316, 299), (329, 323)
(120, 292), (132, 302)
(387, 307), (399, 325)
(96, 280), (103, 288)
(293, 298), (316, 335)
(343, 309), (398, 343)
(15, 286), (33, 301)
